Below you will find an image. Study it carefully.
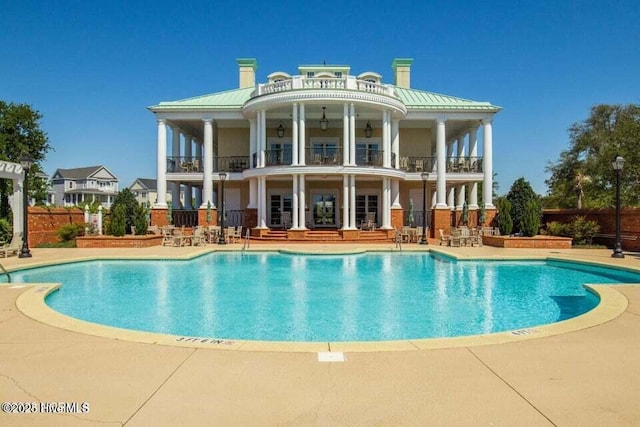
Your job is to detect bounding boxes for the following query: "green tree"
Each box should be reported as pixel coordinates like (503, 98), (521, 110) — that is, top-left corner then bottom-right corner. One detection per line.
(496, 198), (513, 236)
(545, 104), (640, 208)
(0, 101), (52, 217)
(133, 204), (148, 235)
(110, 188), (138, 234)
(506, 177), (540, 234)
(520, 199), (541, 237)
(109, 205), (127, 237)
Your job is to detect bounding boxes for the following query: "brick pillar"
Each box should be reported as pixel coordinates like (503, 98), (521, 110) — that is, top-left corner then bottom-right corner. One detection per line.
(485, 208), (498, 228)
(432, 208), (452, 237)
(391, 207), (403, 231)
(244, 208), (257, 229)
(198, 208), (218, 227)
(151, 208), (168, 227)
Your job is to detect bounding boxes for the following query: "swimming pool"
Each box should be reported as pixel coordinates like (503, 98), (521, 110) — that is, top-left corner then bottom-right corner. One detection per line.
(8, 253), (640, 342)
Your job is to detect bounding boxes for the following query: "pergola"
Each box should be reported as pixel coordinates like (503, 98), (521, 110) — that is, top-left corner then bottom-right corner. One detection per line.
(0, 160), (26, 236)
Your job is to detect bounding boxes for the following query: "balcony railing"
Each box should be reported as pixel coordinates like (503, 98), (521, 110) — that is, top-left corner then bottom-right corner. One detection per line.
(252, 76), (397, 99)
(166, 156), (251, 173)
(397, 156), (483, 173)
(166, 154), (482, 173)
(304, 147), (343, 165)
(264, 149), (292, 166)
(355, 148), (383, 167)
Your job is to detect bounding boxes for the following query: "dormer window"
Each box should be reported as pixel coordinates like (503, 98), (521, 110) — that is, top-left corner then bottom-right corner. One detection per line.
(306, 71), (315, 78)
(334, 72), (342, 78)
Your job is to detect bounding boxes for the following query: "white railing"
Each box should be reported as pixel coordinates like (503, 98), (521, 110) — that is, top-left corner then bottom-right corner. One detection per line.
(252, 76), (397, 98)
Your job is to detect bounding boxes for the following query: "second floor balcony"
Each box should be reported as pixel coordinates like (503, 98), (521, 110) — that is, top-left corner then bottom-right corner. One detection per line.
(166, 155), (483, 174)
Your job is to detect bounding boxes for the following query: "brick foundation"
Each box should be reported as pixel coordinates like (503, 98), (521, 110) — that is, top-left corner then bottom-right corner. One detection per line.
(483, 235), (572, 249)
(244, 208), (257, 229)
(391, 208), (403, 231)
(150, 208), (169, 227)
(432, 208), (452, 238)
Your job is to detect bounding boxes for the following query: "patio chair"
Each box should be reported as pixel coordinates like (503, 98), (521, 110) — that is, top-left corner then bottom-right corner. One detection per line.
(161, 227), (174, 246)
(191, 227), (207, 246)
(450, 228), (462, 247)
(360, 212), (376, 231)
(438, 229), (450, 246)
(0, 232), (22, 258)
(414, 159), (424, 172)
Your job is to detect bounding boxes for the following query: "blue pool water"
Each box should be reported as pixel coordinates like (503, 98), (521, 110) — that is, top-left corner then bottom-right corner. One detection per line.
(8, 253), (640, 342)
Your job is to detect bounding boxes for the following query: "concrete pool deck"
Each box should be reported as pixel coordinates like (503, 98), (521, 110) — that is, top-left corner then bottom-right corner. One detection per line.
(1, 244), (640, 425)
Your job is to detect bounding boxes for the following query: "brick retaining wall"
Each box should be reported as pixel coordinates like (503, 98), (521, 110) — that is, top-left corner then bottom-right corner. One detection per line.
(28, 206), (85, 247)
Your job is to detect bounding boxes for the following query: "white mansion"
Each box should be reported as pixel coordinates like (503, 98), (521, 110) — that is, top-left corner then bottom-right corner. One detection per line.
(149, 58), (500, 238)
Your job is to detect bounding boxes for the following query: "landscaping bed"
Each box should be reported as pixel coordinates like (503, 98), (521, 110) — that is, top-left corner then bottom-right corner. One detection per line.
(483, 235), (572, 249)
(76, 235), (163, 248)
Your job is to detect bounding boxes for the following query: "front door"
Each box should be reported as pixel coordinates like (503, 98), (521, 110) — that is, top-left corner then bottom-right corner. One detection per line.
(312, 193), (336, 227)
(269, 194), (292, 227)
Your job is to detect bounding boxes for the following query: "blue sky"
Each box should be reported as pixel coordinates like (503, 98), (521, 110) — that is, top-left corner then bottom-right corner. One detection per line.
(2, 0), (639, 194)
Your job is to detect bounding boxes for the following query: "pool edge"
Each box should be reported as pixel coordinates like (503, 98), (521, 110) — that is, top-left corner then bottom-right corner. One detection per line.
(15, 283), (629, 353)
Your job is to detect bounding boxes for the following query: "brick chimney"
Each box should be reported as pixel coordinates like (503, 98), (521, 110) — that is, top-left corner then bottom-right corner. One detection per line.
(236, 58), (257, 89)
(391, 58), (413, 88)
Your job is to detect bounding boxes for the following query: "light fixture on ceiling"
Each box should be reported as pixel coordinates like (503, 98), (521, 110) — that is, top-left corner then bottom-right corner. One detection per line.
(364, 121), (373, 138)
(319, 107), (329, 131)
(277, 122), (285, 138)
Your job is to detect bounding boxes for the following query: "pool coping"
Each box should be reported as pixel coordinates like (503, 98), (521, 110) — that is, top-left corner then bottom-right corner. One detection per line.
(10, 248), (634, 352)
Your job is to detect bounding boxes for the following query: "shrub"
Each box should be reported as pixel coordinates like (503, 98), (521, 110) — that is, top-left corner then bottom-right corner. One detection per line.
(520, 199), (541, 237)
(569, 215), (600, 245)
(57, 223), (85, 242)
(545, 221), (568, 237)
(0, 218), (11, 243)
(109, 205), (127, 237)
(110, 188), (138, 234)
(133, 205), (148, 235)
(544, 216), (600, 245)
(496, 198), (513, 236)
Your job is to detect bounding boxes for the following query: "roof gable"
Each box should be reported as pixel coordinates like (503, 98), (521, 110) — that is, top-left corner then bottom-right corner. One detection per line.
(52, 166), (118, 181)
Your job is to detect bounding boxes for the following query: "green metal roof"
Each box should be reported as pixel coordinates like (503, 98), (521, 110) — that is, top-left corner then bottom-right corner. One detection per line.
(149, 87), (254, 111)
(149, 85), (500, 112)
(395, 87), (501, 111)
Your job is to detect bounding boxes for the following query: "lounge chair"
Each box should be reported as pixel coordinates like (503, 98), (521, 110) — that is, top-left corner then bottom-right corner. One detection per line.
(0, 232), (22, 258)
(281, 212), (291, 230)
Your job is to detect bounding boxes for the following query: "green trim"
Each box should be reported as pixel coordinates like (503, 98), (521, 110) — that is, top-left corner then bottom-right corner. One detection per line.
(392, 58), (414, 70)
(236, 58), (257, 70)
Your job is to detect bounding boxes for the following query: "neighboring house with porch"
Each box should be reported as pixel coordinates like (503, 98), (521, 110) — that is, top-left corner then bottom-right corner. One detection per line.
(148, 58), (500, 238)
(51, 166), (119, 208)
(129, 178), (183, 207)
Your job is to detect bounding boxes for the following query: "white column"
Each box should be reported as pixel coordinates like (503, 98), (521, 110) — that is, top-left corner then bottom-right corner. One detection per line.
(259, 177), (267, 228)
(342, 103), (349, 166)
(256, 177), (262, 227)
(436, 118), (447, 208)
(249, 118), (257, 167)
(469, 127), (479, 209)
(383, 111), (391, 168)
(292, 103), (299, 166)
(155, 119), (168, 208)
(391, 180), (400, 208)
(349, 103), (356, 165)
(482, 119), (494, 208)
(448, 186), (455, 208)
(292, 175), (299, 229)
(184, 135), (193, 209)
(248, 178), (257, 209)
(456, 184), (466, 209)
(391, 119), (399, 169)
(349, 175), (356, 228)
(259, 110), (266, 168)
(299, 175), (306, 228)
(342, 175), (349, 229)
(382, 177), (391, 229)
(194, 139), (203, 207)
(457, 135), (466, 159)
(299, 104), (306, 165)
(201, 119), (213, 208)
(171, 127), (181, 208)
